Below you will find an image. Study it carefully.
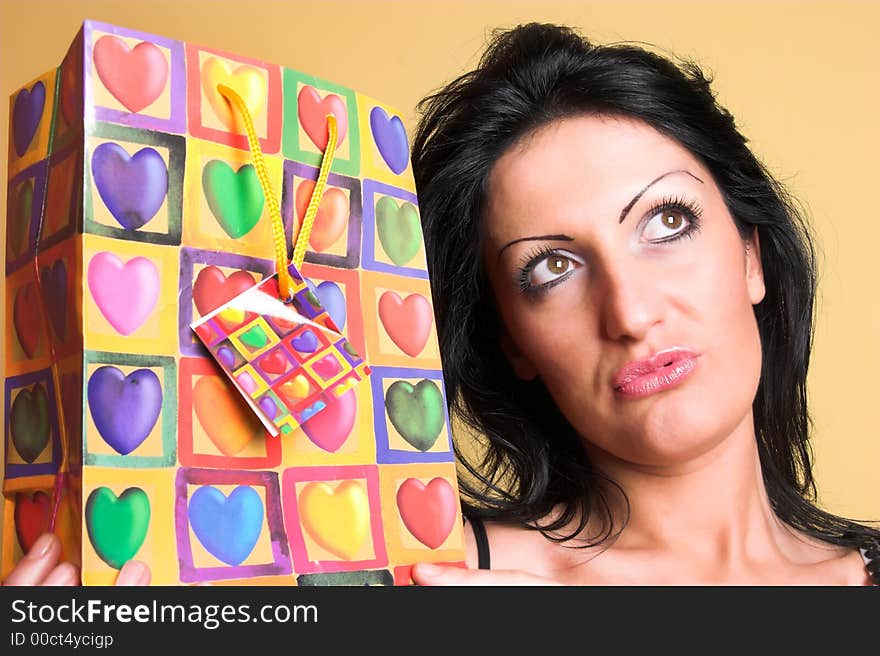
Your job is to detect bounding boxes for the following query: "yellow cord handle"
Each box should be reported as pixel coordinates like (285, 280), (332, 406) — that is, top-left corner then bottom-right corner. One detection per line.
(216, 83), (337, 299)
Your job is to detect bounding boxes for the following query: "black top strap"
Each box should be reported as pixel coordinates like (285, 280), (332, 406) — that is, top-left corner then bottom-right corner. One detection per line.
(463, 515), (491, 570)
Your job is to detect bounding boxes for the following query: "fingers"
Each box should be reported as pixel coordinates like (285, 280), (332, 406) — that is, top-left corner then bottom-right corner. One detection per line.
(411, 562), (559, 586)
(42, 562), (80, 586)
(115, 560), (151, 586)
(3, 533), (62, 586)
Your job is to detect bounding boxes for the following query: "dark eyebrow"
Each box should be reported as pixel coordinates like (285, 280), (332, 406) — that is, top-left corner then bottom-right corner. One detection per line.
(498, 234), (574, 259)
(618, 169), (704, 224)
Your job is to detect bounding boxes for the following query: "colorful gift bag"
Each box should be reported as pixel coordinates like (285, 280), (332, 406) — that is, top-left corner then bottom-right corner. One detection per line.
(2, 19), (465, 585)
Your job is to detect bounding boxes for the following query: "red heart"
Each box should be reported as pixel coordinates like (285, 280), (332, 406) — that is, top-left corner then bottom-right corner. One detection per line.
(14, 491), (51, 553)
(13, 282), (41, 358)
(294, 180), (349, 252)
(396, 478), (457, 549)
(192, 265), (256, 317)
(93, 35), (168, 113)
(260, 349), (289, 375)
(297, 86), (349, 150)
(377, 291), (433, 357)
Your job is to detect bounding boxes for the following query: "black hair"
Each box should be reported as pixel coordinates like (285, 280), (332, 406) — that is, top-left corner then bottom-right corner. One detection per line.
(411, 22), (880, 552)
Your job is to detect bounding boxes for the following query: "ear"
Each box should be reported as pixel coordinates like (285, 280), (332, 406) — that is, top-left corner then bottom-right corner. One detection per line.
(500, 329), (538, 381)
(745, 227), (765, 305)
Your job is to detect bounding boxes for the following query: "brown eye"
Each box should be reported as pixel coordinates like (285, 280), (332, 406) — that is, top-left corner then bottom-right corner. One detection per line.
(643, 206), (692, 242)
(547, 256), (570, 275)
(527, 251), (583, 287)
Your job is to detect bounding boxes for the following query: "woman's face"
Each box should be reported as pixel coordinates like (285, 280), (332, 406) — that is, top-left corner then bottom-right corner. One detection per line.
(483, 115), (766, 468)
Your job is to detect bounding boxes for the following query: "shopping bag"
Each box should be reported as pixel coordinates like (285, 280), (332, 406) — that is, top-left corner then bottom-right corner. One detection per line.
(3, 19), (464, 585)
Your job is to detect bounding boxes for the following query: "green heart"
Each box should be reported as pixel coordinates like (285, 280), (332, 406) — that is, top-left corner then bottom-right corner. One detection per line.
(10, 384), (50, 463)
(384, 379), (445, 451)
(375, 195), (422, 267)
(240, 324), (268, 350)
(8, 179), (33, 259)
(85, 487), (150, 570)
(202, 160), (264, 239)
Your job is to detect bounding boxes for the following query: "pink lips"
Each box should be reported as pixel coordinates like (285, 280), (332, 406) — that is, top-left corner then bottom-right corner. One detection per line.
(613, 348), (699, 399)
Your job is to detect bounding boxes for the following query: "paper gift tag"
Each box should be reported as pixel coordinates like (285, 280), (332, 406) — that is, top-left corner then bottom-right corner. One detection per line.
(191, 263), (370, 437)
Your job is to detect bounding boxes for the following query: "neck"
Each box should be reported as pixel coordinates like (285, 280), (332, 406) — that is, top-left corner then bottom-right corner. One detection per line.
(584, 412), (813, 573)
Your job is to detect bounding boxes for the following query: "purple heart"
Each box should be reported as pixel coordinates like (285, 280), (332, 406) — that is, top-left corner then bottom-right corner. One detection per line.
(40, 260), (68, 340)
(291, 329), (319, 353)
(91, 142), (168, 230)
(87, 366), (162, 455)
(305, 279), (346, 331)
(369, 106), (409, 175)
(13, 82), (45, 157)
(258, 396), (278, 420)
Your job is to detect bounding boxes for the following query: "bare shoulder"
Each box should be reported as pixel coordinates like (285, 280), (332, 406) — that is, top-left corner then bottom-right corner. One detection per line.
(462, 516), (579, 577)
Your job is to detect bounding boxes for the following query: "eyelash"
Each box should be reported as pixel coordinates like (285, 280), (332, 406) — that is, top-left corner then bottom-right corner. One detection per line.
(516, 196), (704, 298)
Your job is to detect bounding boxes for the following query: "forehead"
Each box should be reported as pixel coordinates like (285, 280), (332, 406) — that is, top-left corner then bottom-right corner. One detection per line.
(484, 115), (709, 238)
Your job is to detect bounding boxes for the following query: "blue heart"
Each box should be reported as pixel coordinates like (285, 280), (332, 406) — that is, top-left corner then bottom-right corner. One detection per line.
(13, 82), (45, 157)
(291, 329), (319, 353)
(369, 106), (409, 175)
(87, 366), (162, 455)
(300, 400), (327, 421)
(305, 279), (346, 331)
(91, 142), (168, 230)
(188, 486), (263, 566)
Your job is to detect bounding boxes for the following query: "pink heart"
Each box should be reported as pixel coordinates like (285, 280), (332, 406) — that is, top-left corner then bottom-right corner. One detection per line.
(378, 291), (433, 357)
(93, 35), (168, 113)
(87, 252), (159, 335)
(312, 353), (342, 380)
(300, 387), (356, 452)
(297, 86), (348, 151)
(396, 478), (457, 549)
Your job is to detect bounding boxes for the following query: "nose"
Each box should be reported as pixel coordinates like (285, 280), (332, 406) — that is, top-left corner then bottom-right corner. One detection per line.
(598, 258), (664, 342)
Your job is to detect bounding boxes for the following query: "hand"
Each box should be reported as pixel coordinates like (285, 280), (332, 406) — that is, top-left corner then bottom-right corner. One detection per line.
(2, 533), (150, 586)
(411, 562), (561, 585)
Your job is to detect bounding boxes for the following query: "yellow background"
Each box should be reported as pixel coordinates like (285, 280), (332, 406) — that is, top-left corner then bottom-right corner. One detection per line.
(1, 0), (877, 546)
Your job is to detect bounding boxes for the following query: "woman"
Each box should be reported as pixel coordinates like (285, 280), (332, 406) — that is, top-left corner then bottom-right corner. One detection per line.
(406, 22), (879, 585)
(6, 22), (879, 587)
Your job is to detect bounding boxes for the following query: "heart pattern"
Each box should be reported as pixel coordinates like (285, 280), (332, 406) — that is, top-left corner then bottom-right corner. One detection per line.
(396, 478), (457, 549)
(202, 161), (264, 239)
(297, 86), (348, 150)
(88, 252), (159, 335)
(193, 375), (263, 456)
(88, 366), (162, 455)
(15, 491), (51, 553)
(378, 291), (432, 356)
(85, 487), (150, 569)
(375, 195), (422, 267)
(192, 265), (257, 317)
(384, 379), (445, 451)
(41, 260), (68, 341)
(305, 279), (346, 331)
(91, 143), (168, 230)
(301, 387), (356, 452)
(13, 282), (40, 358)
(298, 480), (369, 559)
(369, 106), (409, 174)
(188, 486), (263, 566)
(93, 36), (168, 113)
(8, 179), (33, 259)
(201, 57), (266, 130)
(10, 384), (50, 463)
(12, 81), (45, 157)
(295, 180), (348, 252)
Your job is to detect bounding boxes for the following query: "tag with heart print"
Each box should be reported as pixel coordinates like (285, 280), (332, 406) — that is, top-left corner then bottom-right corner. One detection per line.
(191, 262), (370, 437)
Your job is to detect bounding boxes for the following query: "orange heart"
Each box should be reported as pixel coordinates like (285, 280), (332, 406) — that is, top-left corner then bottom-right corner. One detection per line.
(192, 375), (263, 456)
(201, 57), (266, 130)
(298, 481), (370, 560)
(279, 375), (312, 403)
(294, 180), (348, 252)
(377, 291), (433, 357)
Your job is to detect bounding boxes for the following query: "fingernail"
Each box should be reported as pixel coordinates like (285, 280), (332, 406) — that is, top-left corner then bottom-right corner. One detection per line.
(116, 560), (148, 586)
(416, 563), (443, 577)
(27, 533), (56, 559)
